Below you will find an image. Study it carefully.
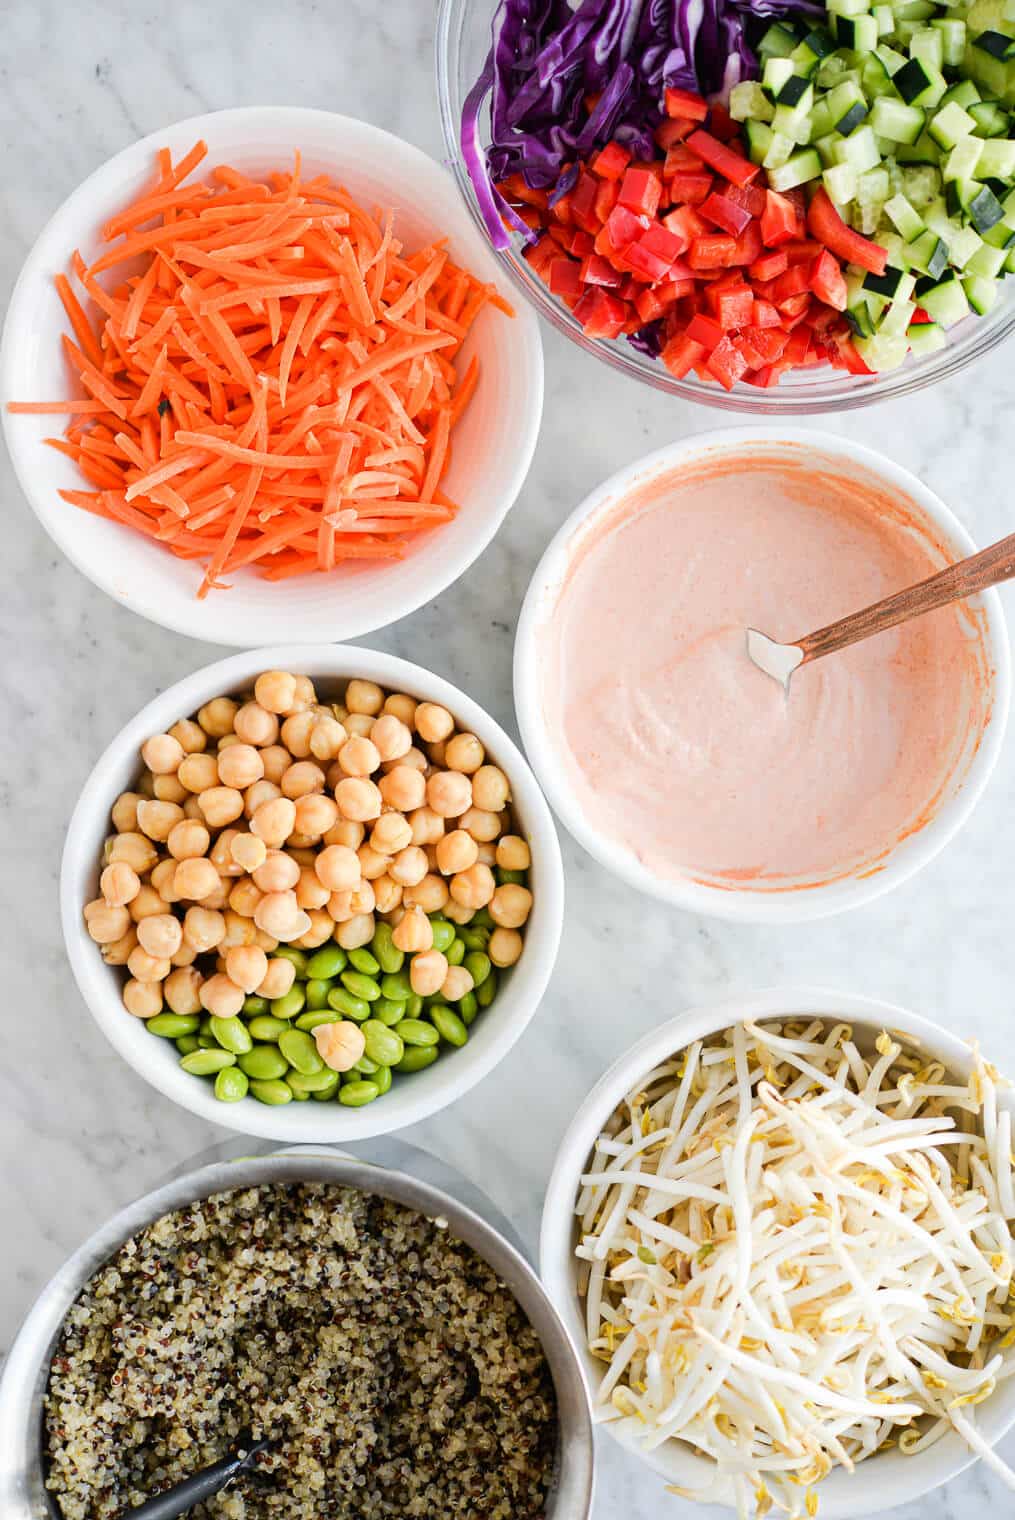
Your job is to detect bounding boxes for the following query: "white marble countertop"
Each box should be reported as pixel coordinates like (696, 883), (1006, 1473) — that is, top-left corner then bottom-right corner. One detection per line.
(3, 3), (1015, 1517)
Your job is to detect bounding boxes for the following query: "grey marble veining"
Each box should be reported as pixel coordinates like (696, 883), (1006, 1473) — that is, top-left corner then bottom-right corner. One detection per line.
(2, 3), (1015, 1516)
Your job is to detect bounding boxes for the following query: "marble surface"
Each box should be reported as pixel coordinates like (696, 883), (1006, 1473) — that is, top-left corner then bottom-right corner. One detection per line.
(2, 3), (1015, 1517)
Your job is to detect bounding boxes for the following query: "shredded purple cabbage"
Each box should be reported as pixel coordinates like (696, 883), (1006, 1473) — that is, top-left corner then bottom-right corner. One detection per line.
(461, 0), (820, 250)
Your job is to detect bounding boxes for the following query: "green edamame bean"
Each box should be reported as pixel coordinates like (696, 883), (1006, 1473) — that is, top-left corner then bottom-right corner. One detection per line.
(249, 1078), (293, 1106)
(429, 918), (456, 954)
(339, 1080), (380, 1107)
(406, 993), (424, 1018)
(348, 946), (380, 976)
(374, 1063), (393, 1095)
(376, 997), (407, 1026)
(211, 1016), (254, 1055)
(288, 1068), (340, 1096)
(381, 971), (412, 1002)
(354, 1055), (380, 1076)
(180, 1049), (236, 1076)
(464, 951), (492, 988)
(296, 1009), (342, 1033)
(446, 937), (466, 967)
(431, 1004), (468, 1047)
(175, 1034), (200, 1055)
(459, 927), (489, 952)
(200, 1015), (214, 1035)
(310, 1071), (342, 1101)
(497, 867), (527, 885)
(395, 1045), (439, 1074)
(394, 1018), (440, 1048)
(327, 986), (370, 1022)
(238, 1045), (290, 1081)
(477, 971), (498, 1008)
(305, 978), (332, 1010)
(247, 1015), (289, 1042)
(363, 1020), (405, 1067)
(271, 986), (306, 1021)
(272, 946), (309, 974)
(341, 970), (381, 1002)
(459, 991), (479, 1026)
(243, 995), (269, 1017)
(197, 1032), (218, 1050)
(279, 1028), (324, 1076)
(214, 1067), (249, 1103)
(305, 944), (346, 980)
(148, 1013), (200, 1039)
(371, 922), (403, 974)
(472, 907), (493, 929)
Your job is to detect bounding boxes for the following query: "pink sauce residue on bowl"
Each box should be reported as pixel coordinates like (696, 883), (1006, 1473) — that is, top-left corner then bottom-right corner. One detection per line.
(542, 447), (993, 891)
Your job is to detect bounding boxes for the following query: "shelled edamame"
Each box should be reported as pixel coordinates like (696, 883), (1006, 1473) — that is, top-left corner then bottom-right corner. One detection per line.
(83, 670), (534, 1108)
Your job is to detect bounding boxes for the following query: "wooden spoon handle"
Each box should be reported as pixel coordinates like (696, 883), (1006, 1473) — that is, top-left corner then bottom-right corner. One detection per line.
(797, 529), (1015, 667)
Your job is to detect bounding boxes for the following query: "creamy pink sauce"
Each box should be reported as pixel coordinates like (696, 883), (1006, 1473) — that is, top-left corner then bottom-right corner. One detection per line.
(543, 451), (990, 888)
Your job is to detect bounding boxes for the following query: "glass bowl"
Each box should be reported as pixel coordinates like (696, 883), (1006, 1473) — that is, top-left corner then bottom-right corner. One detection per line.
(435, 0), (1015, 414)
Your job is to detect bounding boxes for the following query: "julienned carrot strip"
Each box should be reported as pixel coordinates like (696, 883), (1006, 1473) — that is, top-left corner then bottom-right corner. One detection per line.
(54, 275), (104, 368)
(8, 399), (109, 415)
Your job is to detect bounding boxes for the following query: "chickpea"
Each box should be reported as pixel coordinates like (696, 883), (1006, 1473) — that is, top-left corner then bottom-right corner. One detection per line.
(327, 890), (354, 923)
(345, 678), (384, 716)
(141, 733), (184, 777)
(102, 927), (138, 965)
(173, 857), (221, 902)
(296, 909), (334, 949)
(197, 696), (238, 738)
(251, 796), (297, 848)
(201, 876), (231, 912)
(244, 778), (282, 819)
(471, 764), (508, 812)
(129, 884), (165, 922)
(84, 899), (131, 945)
(379, 765), (426, 813)
(221, 909), (257, 949)
(225, 944), (268, 994)
(489, 883), (533, 928)
(335, 776), (382, 823)
(253, 850), (301, 894)
(106, 836), (155, 881)
(408, 805), (445, 847)
(230, 832), (267, 873)
(259, 745), (292, 785)
(410, 949), (449, 997)
(290, 793), (336, 841)
(450, 863), (496, 910)
(389, 846), (428, 887)
(137, 913), (183, 959)
(100, 862), (140, 907)
(254, 891), (309, 942)
(459, 807), (502, 843)
(370, 813), (413, 856)
(198, 787), (245, 829)
(425, 842), (441, 871)
(307, 713), (346, 763)
(435, 830), (479, 876)
(356, 845), (389, 881)
(254, 670), (298, 715)
(338, 735), (380, 779)
(150, 859), (180, 903)
(123, 978), (163, 1019)
(178, 752), (219, 793)
(111, 791), (142, 833)
(349, 879), (376, 916)
(280, 710), (316, 758)
(297, 866), (332, 910)
(199, 973), (245, 1019)
(257, 957), (296, 999)
(373, 874), (403, 914)
(127, 945), (171, 983)
(182, 796), (205, 822)
(229, 877), (263, 918)
(164, 965), (202, 1016)
(428, 739), (447, 769)
(234, 701), (279, 747)
(315, 844), (360, 892)
(214, 743), (263, 790)
(404, 873), (450, 914)
(209, 829), (242, 876)
(444, 732), (485, 774)
(281, 760), (326, 800)
(183, 906), (226, 953)
(426, 770), (472, 819)
(342, 712), (374, 739)
(496, 835), (531, 872)
(488, 927), (523, 968)
(367, 715), (409, 765)
(171, 941), (199, 967)
(323, 818), (365, 850)
(169, 717), (207, 755)
(383, 692), (416, 727)
(137, 771), (156, 799)
(153, 774), (188, 804)
(253, 929), (278, 953)
(335, 912), (375, 950)
(412, 700), (453, 742)
(315, 1020), (366, 1072)
(167, 819), (211, 861)
(137, 799), (186, 844)
(441, 965), (475, 1002)
(443, 899), (475, 926)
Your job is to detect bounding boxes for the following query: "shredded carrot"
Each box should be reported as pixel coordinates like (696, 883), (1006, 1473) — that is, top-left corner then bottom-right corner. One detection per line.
(9, 142), (504, 591)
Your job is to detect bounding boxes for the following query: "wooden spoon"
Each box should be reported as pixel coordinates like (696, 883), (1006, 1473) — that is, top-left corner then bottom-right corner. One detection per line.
(747, 529), (1015, 690)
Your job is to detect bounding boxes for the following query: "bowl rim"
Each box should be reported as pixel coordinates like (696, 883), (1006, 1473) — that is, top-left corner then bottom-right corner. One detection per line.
(433, 0), (1015, 415)
(538, 984), (1015, 1518)
(60, 642), (565, 1141)
(513, 423), (1011, 922)
(0, 106), (544, 647)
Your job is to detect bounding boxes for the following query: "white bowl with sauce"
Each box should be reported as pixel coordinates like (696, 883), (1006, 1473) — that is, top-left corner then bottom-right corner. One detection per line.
(514, 428), (1009, 923)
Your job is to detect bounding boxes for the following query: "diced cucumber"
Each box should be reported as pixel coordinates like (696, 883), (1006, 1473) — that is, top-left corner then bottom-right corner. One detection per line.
(876, 43), (909, 73)
(827, 0), (873, 15)
(975, 135), (1015, 173)
(929, 100), (978, 145)
(951, 176), (1007, 227)
(858, 164), (893, 203)
(876, 229), (913, 267)
(944, 135), (988, 177)
(1005, 242), (1015, 270)
(893, 0), (937, 17)
(824, 161), (861, 202)
(759, 20), (801, 59)
(871, 97), (929, 141)
(828, 79), (870, 133)
(763, 130), (797, 168)
(966, 237), (1009, 271)
(885, 191), (928, 236)
(908, 228), (952, 273)
(896, 129), (941, 161)
(881, 297), (918, 333)
(864, 263), (910, 295)
(777, 74), (814, 108)
(772, 101), (815, 142)
(766, 147), (824, 189)
(932, 18), (969, 65)
(810, 98), (834, 138)
(973, 27), (1015, 57)
(941, 79), (984, 110)
(833, 122), (885, 170)
(729, 82), (774, 122)
(835, 11), (880, 47)
(982, 215), (1015, 243)
(919, 270), (972, 322)
(853, 332), (911, 368)
(906, 318), (948, 353)
(901, 163), (943, 205)
(862, 51), (899, 97)
(963, 270), (1000, 308)
(893, 56), (948, 105)
(947, 221), (987, 263)
(816, 131), (843, 166)
(911, 26), (946, 66)
(763, 56), (797, 97)
(968, 98), (1010, 133)
(744, 119), (776, 165)
(874, 5), (896, 35)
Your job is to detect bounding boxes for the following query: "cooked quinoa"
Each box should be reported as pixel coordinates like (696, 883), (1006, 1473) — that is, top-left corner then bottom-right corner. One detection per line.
(44, 1183), (557, 1520)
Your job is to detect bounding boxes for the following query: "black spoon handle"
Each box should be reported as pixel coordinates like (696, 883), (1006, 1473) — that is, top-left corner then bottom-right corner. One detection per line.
(124, 1439), (275, 1520)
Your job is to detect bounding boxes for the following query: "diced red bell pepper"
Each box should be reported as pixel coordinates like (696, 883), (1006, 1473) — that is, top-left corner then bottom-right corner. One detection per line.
(784, 326), (812, 366)
(606, 204), (649, 251)
(624, 239), (676, 282)
(579, 254), (624, 289)
(752, 299), (782, 328)
(730, 221), (764, 266)
(548, 257), (583, 300)
(685, 312), (725, 350)
(808, 303), (841, 333)
(708, 284), (755, 330)
(809, 248), (848, 311)
(569, 170), (603, 233)
(635, 284), (681, 324)
(592, 142), (632, 182)
(779, 293), (812, 323)
(497, 174), (551, 211)
(522, 234), (558, 280)
(699, 192), (753, 237)
(721, 181), (767, 219)
(749, 250), (789, 282)
(663, 205), (706, 244)
(769, 263), (813, 305)
(660, 332), (707, 378)
(742, 326), (790, 363)
(573, 287), (630, 339)
(760, 191), (802, 248)
(668, 172), (713, 205)
(807, 187), (888, 277)
(640, 222), (686, 264)
(515, 205), (544, 231)
(707, 103), (740, 142)
(618, 166), (662, 219)
(832, 334), (873, 375)
(665, 86), (709, 121)
(688, 234), (738, 270)
(783, 239), (822, 265)
(686, 130), (760, 187)
(912, 307), (931, 324)
(706, 335), (750, 390)
(594, 177), (620, 225)
(654, 117), (697, 150)
(664, 145), (705, 175)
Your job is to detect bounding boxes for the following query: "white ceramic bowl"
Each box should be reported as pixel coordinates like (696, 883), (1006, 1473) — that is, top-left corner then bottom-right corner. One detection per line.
(0, 108), (543, 646)
(60, 644), (564, 1141)
(540, 986), (1015, 1518)
(514, 426), (1010, 923)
